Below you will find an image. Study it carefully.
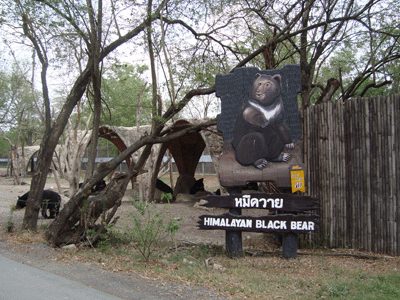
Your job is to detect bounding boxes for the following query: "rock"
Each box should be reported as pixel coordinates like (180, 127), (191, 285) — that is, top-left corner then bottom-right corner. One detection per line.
(62, 244), (77, 250)
(182, 258), (194, 265)
(160, 259), (170, 266)
(193, 199), (213, 211)
(212, 263), (226, 271)
(175, 193), (197, 203)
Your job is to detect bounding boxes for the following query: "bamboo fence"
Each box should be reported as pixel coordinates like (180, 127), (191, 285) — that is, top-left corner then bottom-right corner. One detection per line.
(303, 94), (400, 255)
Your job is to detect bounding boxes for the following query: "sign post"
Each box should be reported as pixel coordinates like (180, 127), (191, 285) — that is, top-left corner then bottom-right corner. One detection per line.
(282, 233), (298, 259)
(225, 187), (243, 258)
(198, 193), (319, 258)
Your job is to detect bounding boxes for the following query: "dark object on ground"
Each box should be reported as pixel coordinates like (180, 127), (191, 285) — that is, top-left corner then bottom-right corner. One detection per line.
(155, 179), (174, 203)
(16, 190), (61, 219)
(190, 178), (205, 195)
(156, 179), (173, 194)
(173, 174), (206, 197)
(79, 180), (107, 193)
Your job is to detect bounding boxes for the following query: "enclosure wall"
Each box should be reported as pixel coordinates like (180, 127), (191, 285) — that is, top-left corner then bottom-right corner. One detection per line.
(303, 95), (400, 255)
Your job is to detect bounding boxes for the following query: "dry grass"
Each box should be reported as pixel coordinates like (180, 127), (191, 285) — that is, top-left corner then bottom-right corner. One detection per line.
(4, 229), (398, 299)
(63, 237), (400, 299)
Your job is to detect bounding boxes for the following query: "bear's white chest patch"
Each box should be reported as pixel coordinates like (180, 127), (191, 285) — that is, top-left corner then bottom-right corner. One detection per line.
(249, 100), (283, 122)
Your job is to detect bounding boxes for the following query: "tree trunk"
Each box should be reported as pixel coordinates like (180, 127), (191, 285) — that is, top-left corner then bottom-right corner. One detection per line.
(21, 140), (26, 177)
(146, 0), (160, 202)
(85, 0), (103, 180)
(315, 78), (340, 105)
(51, 160), (63, 194)
(85, 84), (101, 179)
(262, 32), (277, 70)
(10, 146), (20, 185)
(22, 138), (56, 229)
(46, 142), (154, 246)
(22, 66), (92, 231)
(300, 1), (311, 110)
(3, 136), (21, 185)
(65, 129), (92, 197)
(49, 171), (129, 246)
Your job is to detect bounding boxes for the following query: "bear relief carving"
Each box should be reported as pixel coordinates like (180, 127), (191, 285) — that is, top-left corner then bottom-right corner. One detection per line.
(231, 73), (294, 169)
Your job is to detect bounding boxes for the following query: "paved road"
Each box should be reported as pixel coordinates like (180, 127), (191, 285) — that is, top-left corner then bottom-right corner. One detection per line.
(0, 255), (124, 300)
(0, 242), (228, 300)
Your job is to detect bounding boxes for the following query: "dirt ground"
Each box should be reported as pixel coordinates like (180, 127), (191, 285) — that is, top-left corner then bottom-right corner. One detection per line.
(0, 174), (269, 246)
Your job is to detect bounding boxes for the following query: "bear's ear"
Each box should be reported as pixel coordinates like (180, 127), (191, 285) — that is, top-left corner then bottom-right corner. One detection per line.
(254, 73), (262, 79)
(272, 74), (282, 86)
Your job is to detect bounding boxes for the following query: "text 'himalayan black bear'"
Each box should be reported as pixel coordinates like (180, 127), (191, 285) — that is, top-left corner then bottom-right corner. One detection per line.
(15, 190), (61, 219)
(231, 73), (293, 169)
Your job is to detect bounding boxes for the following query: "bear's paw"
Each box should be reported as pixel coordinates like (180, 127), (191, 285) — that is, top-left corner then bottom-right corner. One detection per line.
(254, 158), (268, 169)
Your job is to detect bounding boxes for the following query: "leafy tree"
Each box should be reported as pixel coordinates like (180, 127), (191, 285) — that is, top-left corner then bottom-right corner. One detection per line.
(101, 63), (151, 127)
(237, 0), (400, 107)
(0, 65), (43, 178)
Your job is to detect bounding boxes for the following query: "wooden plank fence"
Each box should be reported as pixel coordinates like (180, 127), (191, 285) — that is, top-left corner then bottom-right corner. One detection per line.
(303, 94), (400, 256)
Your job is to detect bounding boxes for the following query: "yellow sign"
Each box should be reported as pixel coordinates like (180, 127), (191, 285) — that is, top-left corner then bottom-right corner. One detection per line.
(290, 165), (305, 193)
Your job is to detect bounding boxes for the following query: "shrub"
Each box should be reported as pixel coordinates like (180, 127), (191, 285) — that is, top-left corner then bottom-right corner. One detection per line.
(127, 199), (179, 261)
(5, 205), (16, 232)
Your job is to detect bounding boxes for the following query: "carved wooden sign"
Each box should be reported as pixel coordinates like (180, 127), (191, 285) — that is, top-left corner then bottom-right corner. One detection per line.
(198, 213), (319, 233)
(198, 192), (319, 233)
(200, 193), (319, 212)
(216, 65), (302, 187)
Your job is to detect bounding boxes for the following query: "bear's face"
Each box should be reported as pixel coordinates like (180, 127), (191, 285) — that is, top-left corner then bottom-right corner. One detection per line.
(249, 73), (281, 105)
(15, 197), (27, 209)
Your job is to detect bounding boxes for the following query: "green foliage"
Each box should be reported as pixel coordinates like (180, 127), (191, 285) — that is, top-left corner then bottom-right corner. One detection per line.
(152, 115), (168, 124)
(350, 272), (400, 299)
(0, 67), (44, 150)
(101, 63), (152, 127)
(39, 223), (50, 230)
(328, 282), (349, 297)
(95, 223), (127, 253)
(161, 192), (173, 203)
(315, 271), (400, 299)
(5, 205), (16, 233)
(0, 139), (11, 159)
(0, 70), (9, 109)
(126, 199), (180, 261)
